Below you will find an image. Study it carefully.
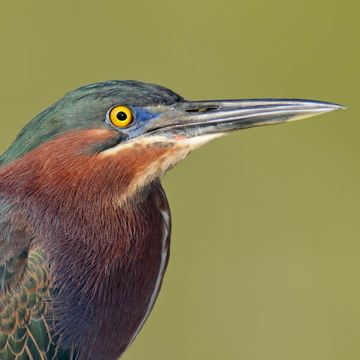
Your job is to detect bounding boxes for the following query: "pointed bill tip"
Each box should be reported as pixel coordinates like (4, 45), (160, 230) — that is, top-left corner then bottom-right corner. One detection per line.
(282, 100), (345, 124)
(315, 101), (346, 111)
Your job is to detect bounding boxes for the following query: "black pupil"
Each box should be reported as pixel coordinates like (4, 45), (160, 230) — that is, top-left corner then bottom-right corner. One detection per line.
(116, 111), (128, 121)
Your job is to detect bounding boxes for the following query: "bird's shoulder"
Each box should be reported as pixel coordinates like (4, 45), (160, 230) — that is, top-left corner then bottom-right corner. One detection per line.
(0, 195), (31, 293)
(0, 248), (56, 359)
(0, 195), (72, 359)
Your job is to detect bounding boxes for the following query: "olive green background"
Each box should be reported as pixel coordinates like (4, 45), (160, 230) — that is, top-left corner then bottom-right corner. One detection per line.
(0, 1), (358, 359)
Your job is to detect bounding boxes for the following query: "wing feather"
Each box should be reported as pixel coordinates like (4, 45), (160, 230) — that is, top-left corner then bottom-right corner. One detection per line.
(0, 196), (33, 293)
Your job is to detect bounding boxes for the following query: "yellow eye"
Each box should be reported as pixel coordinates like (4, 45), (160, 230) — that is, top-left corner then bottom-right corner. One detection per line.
(108, 105), (134, 128)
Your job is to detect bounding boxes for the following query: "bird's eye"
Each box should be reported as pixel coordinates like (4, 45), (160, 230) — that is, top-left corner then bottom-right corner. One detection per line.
(108, 105), (134, 128)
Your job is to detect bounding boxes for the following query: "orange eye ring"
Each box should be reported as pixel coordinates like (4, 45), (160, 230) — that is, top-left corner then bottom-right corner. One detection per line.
(108, 105), (134, 128)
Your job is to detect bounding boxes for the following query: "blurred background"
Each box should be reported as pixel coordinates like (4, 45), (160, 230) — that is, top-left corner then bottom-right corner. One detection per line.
(0, 1), (358, 359)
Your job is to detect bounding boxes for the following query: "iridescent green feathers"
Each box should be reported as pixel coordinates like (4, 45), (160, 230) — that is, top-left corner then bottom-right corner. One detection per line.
(0, 196), (68, 359)
(0, 250), (54, 359)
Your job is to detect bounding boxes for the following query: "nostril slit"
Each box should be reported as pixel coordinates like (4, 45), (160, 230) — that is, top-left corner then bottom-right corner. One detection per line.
(185, 107), (218, 113)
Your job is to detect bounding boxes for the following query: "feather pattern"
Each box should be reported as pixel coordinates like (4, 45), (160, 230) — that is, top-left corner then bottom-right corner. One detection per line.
(0, 249), (63, 360)
(0, 129), (172, 360)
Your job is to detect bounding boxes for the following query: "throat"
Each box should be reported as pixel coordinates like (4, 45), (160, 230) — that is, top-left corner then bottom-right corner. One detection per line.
(32, 183), (171, 360)
(0, 135), (173, 359)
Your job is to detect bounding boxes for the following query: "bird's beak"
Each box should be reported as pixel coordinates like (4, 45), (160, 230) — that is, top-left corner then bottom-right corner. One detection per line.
(147, 99), (344, 138)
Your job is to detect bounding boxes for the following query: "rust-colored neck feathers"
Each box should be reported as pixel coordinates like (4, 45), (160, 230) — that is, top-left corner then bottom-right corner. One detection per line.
(0, 129), (172, 359)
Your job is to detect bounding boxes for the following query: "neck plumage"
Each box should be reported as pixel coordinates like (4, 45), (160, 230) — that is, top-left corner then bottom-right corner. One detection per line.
(39, 182), (170, 360)
(0, 130), (172, 359)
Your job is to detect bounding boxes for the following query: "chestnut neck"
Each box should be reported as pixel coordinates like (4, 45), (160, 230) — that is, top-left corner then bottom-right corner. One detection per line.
(0, 131), (171, 359)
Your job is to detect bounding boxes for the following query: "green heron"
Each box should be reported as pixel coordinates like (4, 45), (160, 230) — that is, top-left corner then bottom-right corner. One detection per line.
(0, 80), (342, 359)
